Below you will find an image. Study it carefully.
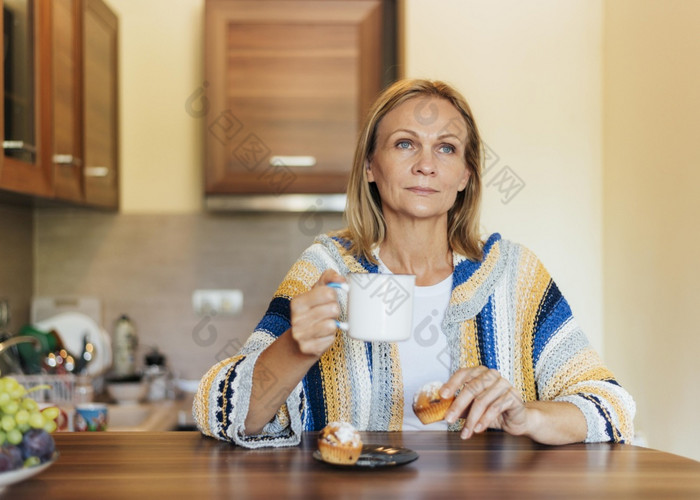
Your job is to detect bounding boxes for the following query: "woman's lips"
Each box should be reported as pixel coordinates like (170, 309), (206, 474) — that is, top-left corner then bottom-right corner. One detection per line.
(407, 187), (438, 195)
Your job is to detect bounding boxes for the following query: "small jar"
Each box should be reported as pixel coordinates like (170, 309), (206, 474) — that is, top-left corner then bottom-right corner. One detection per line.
(112, 315), (138, 377)
(144, 347), (169, 401)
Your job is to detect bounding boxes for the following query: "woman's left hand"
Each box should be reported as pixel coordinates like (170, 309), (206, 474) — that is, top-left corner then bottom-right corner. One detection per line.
(441, 366), (529, 440)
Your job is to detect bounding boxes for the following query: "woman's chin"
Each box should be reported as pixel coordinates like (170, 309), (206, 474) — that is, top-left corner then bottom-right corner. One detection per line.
(392, 206), (450, 222)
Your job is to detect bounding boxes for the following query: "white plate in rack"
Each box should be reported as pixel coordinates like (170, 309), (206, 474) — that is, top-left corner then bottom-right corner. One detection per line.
(34, 312), (111, 376)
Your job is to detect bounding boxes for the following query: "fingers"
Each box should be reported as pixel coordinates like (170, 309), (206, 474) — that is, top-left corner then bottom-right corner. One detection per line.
(290, 295), (338, 355)
(474, 388), (523, 435)
(443, 366), (496, 425)
(459, 379), (514, 439)
(440, 365), (490, 400)
(290, 270), (346, 356)
(291, 289), (340, 321)
(442, 366), (524, 439)
(293, 270), (344, 315)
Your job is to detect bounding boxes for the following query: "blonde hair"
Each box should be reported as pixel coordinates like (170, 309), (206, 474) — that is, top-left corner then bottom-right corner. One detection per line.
(340, 79), (484, 262)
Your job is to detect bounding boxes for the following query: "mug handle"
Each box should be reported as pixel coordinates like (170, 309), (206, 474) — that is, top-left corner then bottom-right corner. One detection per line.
(327, 282), (349, 331)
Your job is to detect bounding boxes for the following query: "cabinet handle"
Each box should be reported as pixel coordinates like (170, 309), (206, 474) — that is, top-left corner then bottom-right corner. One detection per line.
(53, 154), (83, 166)
(84, 166), (110, 177)
(3, 140), (37, 154)
(269, 156), (316, 168)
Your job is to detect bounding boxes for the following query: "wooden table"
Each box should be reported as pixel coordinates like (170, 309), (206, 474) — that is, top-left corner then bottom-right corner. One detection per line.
(4, 431), (700, 499)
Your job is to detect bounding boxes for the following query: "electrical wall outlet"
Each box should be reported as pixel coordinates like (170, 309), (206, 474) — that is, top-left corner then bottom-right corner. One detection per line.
(192, 289), (243, 316)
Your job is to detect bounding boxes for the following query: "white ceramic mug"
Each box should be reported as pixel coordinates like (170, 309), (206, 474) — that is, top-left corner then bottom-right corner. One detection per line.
(329, 273), (415, 342)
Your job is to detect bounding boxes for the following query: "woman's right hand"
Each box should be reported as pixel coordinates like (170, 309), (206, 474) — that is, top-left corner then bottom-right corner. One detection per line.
(289, 269), (345, 357)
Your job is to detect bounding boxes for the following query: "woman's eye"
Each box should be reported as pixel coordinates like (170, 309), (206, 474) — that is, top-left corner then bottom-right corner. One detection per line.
(396, 140), (412, 150)
(439, 144), (456, 154)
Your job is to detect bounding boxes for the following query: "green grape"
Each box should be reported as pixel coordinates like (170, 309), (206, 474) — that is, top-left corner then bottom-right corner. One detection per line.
(3, 377), (23, 397)
(24, 456), (41, 468)
(15, 409), (30, 426)
(29, 412), (45, 429)
(18, 422), (30, 433)
(43, 420), (57, 434)
(0, 430), (5, 445)
(6, 427), (23, 445)
(0, 392), (10, 406)
(1, 414), (16, 432)
(41, 406), (60, 421)
(1, 400), (19, 415)
(9, 386), (25, 400)
(21, 398), (39, 412)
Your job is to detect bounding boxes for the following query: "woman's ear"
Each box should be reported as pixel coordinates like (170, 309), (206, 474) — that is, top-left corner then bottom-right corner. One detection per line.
(365, 159), (375, 182)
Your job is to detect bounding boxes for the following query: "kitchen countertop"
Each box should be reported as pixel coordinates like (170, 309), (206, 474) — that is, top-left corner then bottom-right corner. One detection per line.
(4, 431), (700, 499)
(106, 394), (195, 432)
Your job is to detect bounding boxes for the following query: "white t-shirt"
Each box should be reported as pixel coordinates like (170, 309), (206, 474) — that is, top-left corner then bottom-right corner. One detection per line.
(376, 258), (452, 430)
(399, 274), (452, 430)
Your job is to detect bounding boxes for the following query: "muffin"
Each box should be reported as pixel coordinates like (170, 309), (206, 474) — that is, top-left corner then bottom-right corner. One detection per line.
(412, 381), (455, 424)
(318, 422), (363, 465)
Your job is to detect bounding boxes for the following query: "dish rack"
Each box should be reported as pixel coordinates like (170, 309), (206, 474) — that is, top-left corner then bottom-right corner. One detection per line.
(13, 374), (79, 403)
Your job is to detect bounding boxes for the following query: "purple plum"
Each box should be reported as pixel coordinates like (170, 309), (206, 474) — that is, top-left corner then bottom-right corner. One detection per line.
(0, 445), (23, 472)
(19, 429), (55, 462)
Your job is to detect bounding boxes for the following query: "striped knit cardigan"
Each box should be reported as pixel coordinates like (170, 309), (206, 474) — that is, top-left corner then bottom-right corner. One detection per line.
(193, 232), (635, 448)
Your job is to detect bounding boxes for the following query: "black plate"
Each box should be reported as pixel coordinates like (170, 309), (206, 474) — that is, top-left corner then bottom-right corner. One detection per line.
(313, 444), (419, 468)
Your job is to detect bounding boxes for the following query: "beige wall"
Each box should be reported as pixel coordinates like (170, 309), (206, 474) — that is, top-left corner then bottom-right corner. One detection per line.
(112, 0), (204, 212)
(603, 0), (700, 461)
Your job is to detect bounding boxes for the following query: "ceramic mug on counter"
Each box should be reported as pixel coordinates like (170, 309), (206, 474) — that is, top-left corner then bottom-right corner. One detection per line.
(74, 403), (108, 431)
(328, 273), (415, 342)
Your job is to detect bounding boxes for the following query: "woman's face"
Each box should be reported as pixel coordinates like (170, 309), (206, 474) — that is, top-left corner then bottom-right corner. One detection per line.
(367, 96), (470, 224)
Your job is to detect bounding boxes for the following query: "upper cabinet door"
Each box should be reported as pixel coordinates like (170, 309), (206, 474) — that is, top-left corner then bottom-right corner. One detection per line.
(51, 0), (83, 202)
(82, 0), (118, 209)
(204, 0), (389, 195)
(0, 0), (52, 196)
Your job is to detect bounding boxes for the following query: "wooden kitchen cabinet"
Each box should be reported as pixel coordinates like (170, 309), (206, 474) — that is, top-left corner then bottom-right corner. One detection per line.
(81, 0), (119, 209)
(0, 0), (53, 197)
(0, 0), (118, 209)
(50, 0), (84, 202)
(204, 0), (395, 196)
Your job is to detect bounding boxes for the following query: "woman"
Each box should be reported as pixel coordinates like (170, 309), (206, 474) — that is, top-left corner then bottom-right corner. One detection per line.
(194, 79), (635, 448)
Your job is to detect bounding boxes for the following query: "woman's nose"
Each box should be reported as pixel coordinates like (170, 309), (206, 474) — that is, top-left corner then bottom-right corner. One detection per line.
(412, 149), (437, 176)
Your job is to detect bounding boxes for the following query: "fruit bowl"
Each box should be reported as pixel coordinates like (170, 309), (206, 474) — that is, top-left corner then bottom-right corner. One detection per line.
(0, 452), (58, 491)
